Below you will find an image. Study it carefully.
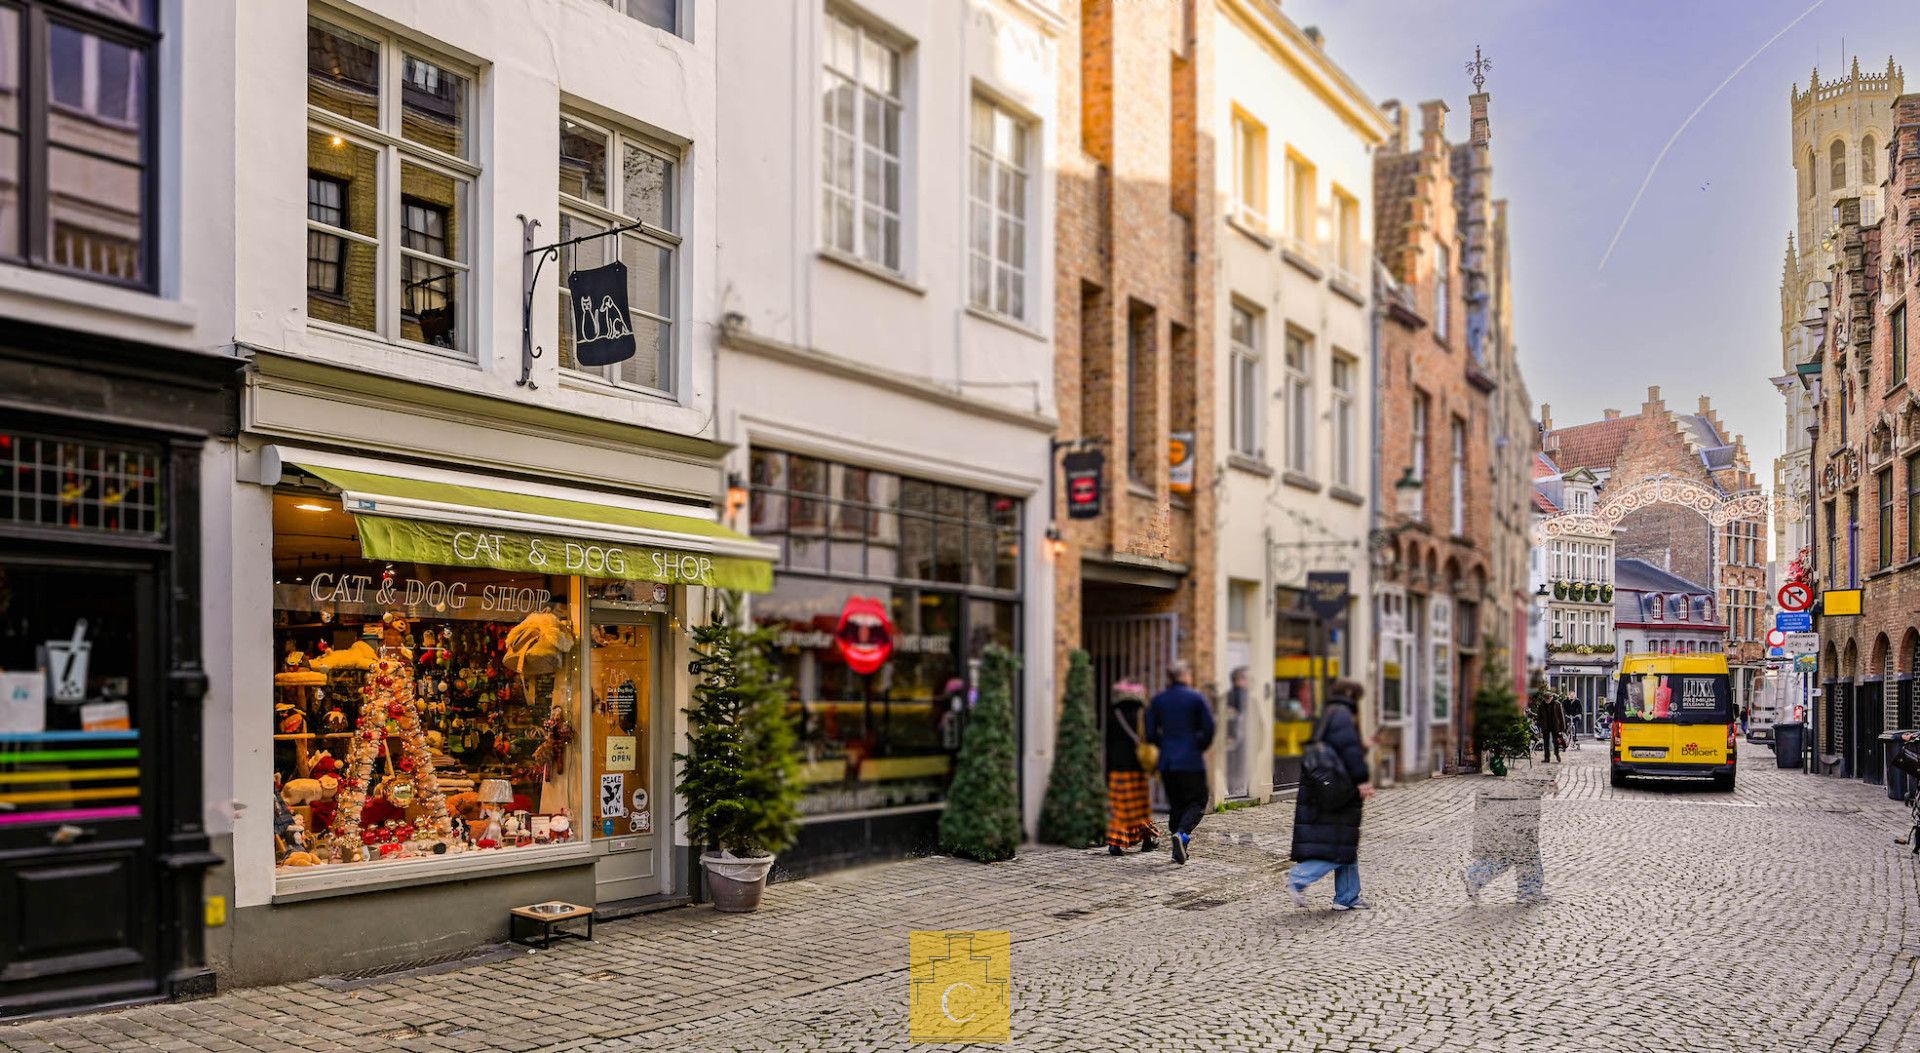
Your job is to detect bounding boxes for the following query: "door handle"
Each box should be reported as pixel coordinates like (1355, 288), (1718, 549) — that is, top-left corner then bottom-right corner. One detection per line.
(48, 824), (96, 846)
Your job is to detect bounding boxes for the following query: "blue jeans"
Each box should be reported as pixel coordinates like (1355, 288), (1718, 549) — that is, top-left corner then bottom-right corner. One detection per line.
(1466, 854), (1545, 900)
(1289, 859), (1361, 906)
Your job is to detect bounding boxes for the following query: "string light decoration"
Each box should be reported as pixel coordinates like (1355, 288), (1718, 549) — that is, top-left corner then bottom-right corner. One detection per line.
(326, 650), (454, 861)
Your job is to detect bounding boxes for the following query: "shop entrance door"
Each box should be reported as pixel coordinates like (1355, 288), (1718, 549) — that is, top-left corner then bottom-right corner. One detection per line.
(0, 556), (162, 1017)
(586, 615), (666, 904)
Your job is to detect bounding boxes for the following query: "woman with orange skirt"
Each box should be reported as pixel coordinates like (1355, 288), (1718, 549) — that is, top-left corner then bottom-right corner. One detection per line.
(1105, 681), (1160, 855)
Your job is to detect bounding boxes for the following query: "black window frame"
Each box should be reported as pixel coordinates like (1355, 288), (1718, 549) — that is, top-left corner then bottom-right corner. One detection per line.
(1879, 466), (1895, 569)
(3, 0), (161, 291)
(1891, 303), (1908, 392)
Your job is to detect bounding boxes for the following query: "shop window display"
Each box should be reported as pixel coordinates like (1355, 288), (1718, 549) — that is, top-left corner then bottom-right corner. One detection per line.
(271, 493), (581, 872)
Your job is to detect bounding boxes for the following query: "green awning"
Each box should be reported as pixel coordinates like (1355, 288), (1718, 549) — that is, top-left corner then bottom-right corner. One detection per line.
(297, 464), (774, 593)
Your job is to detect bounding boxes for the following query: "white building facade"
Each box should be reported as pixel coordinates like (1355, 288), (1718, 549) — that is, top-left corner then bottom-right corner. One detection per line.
(714, 0), (1063, 864)
(1535, 464), (1616, 732)
(1211, 3), (1387, 796)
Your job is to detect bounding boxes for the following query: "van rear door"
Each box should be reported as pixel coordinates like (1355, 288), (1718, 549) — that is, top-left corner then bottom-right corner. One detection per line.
(1616, 672), (1733, 765)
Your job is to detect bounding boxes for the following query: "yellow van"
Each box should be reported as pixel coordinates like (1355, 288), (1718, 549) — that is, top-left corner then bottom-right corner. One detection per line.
(1610, 653), (1738, 790)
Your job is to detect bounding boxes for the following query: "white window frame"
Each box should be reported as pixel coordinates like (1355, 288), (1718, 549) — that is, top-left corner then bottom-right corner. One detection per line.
(556, 110), (682, 395)
(1231, 109), (1266, 228)
(968, 94), (1031, 321)
(1331, 185), (1359, 284)
(1450, 415), (1467, 536)
(1433, 242), (1450, 339)
(1409, 390), (1429, 521)
(1286, 150), (1315, 255)
(821, 10), (906, 273)
(1229, 301), (1262, 459)
(1283, 329), (1313, 476)
(306, 15), (479, 360)
(1331, 351), (1356, 488)
(1430, 597), (1452, 724)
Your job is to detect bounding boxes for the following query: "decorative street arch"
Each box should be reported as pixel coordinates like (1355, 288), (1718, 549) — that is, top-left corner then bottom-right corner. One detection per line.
(1533, 478), (1769, 541)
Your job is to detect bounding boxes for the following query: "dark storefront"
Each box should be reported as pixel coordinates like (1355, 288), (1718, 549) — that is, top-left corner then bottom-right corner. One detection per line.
(746, 448), (1022, 877)
(0, 321), (232, 1018)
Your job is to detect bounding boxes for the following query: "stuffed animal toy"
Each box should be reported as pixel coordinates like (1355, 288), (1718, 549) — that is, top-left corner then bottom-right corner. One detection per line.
(282, 851), (320, 867)
(281, 774), (340, 807)
(276, 703), (307, 735)
(308, 751), (342, 780)
(310, 639), (378, 672)
(444, 791), (485, 824)
(379, 612), (413, 658)
(504, 609), (574, 677)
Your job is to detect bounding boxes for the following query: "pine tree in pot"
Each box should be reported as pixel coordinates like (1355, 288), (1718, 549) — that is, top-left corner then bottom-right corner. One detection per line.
(676, 596), (801, 913)
(938, 646), (1023, 862)
(1038, 650), (1106, 847)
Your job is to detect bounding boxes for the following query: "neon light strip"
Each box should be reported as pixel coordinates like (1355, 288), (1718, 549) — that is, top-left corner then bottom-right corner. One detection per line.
(0, 731), (140, 743)
(0, 748), (140, 764)
(0, 767), (140, 785)
(0, 805), (140, 826)
(0, 786), (139, 805)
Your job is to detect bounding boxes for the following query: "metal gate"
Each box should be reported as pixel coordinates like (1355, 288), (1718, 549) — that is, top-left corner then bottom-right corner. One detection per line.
(1086, 613), (1180, 715)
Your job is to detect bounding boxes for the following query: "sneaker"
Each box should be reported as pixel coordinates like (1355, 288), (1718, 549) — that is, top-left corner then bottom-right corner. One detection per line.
(1288, 883), (1309, 908)
(1171, 833), (1189, 865)
(1108, 844), (1124, 856)
(1140, 836), (1159, 853)
(1331, 898), (1373, 911)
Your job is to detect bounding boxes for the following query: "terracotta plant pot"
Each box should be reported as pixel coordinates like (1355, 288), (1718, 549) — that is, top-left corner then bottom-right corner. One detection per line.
(701, 850), (775, 913)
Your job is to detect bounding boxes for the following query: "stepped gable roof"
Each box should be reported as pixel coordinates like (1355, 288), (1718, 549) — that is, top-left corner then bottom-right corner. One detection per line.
(1614, 557), (1711, 596)
(1547, 415), (1638, 471)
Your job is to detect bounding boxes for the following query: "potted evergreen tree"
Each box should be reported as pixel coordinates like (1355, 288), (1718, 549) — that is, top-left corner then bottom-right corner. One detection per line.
(938, 646), (1023, 862)
(1038, 650), (1106, 847)
(1472, 681), (1532, 776)
(676, 597), (801, 912)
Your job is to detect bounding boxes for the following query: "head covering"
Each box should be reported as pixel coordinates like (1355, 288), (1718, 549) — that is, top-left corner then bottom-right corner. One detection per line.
(1112, 679), (1147, 703)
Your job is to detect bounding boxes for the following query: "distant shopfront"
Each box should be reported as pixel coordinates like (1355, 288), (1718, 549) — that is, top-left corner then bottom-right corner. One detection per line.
(1272, 586), (1350, 790)
(747, 448), (1022, 875)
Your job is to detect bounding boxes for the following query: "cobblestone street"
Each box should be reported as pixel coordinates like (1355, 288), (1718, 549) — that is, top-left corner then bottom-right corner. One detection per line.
(6, 745), (1917, 1053)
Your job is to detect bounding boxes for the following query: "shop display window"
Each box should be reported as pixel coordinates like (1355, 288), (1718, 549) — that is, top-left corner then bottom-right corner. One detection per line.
(270, 492), (581, 873)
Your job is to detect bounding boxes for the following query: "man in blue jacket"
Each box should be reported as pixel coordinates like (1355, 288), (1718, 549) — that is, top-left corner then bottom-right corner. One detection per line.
(1147, 661), (1215, 864)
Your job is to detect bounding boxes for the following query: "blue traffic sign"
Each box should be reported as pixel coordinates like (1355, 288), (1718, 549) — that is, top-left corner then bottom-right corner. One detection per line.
(1775, 612), (1812, 632)
(1769, 647), (1787, 658)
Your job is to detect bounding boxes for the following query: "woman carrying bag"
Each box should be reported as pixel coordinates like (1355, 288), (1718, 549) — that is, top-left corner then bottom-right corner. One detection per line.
(1288, 679), (1375, 910)
(1104, 680), (1161, 855)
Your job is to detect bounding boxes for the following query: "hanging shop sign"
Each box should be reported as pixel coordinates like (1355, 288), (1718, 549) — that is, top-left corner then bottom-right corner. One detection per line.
(352, 516), (771, 592)
(567, 260), (637, 366)
(1168, 432), (1195, 496)
(1062, 450), (1104, 520)
(1305, 571), (1351, 621)
(834, 596), (895, 675)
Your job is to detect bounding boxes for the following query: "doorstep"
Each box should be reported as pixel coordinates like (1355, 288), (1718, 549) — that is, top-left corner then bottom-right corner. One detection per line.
(595, 893), (692, 922)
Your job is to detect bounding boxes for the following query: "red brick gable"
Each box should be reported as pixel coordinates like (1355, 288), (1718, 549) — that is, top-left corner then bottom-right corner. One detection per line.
(1544, 415), (1638, 470)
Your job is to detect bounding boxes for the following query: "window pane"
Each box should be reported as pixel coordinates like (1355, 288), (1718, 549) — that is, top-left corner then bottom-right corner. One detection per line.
(400, 160), (467, 257)
(560, 119), (609, 206)
(401, 55), (468, 158)
(308, 19), (381, 127)
(66, 0), (156, 28)
(621, 143), (673, 229)
(48, 23), (83, 109)
(624, 0), (676, 32)
(306, 131), (378, 332)
(556, 213), (607, 370)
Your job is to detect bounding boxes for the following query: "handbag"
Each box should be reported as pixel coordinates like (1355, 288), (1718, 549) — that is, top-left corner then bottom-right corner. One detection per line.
(1299, 705), (1357, 809)
(1117, 707), (1159, 772)
(1891, 736), (1920, 780)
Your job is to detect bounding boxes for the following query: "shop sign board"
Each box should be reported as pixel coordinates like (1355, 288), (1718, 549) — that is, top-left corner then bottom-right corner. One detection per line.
(1305, 571), (1351, 621)
(835, 596), (895, 675)
(1821, 588), (1862, 616)
(567, 260), (637, 366)
(1168, 432), (1194, 496)
(1062, 450), (1104, 520)
(352, 515), (772, 592)
(1774, 612), (1812, 632)
(605, 735), (637, 772)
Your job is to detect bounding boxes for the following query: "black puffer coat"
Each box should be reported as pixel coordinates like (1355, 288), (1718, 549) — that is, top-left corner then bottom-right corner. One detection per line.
(1289, 698), (1370, 865)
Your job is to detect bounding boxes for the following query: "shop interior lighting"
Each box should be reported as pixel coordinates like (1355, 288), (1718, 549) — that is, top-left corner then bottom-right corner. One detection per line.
(295, 502), (331, 512)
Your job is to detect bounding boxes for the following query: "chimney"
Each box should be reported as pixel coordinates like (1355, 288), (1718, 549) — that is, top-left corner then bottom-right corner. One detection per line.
(1468, 91), (1491, 148)
(1419, 99), (1449, 143)
(1539, 402), (1552, 432)
(1697, 396), (1712, 414)
(1380, 99), (1408, 152)
(1643, 385), (1664, 414)
(1603, 409), (1621, 421)
(1303, 25), (1324, 48)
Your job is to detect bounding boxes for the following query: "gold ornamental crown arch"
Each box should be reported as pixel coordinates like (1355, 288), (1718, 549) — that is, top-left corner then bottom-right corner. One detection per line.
(1534, 477), (1769, 542)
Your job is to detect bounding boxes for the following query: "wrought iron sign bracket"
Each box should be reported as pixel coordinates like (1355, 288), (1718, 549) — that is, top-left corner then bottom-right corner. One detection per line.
(516, 213), (649, 389)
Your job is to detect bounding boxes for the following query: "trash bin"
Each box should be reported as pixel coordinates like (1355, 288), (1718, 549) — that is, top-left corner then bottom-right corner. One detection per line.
(1774, 721), (1805, 770)
(1888, 731), (1919, 801)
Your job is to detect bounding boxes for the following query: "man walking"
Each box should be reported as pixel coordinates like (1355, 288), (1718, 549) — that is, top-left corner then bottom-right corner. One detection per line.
(1147, 661), (1214, 865)
(1534, 691), (1567, 763)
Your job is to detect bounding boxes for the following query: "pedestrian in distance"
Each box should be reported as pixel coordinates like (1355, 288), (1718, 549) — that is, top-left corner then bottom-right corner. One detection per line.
(1103, 680), (1160, 856)
(1147, 660), (1214, 865)
(1464, 763), (1555, 905)
(1288, 679), (1375, 910)
(1533, 690), (1568, 763)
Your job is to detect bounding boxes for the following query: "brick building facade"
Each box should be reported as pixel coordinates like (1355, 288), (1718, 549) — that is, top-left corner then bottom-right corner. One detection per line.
(1809, 91), (1920, 778)
(1542, 389), (1769, 711)
(1370, 95), (1504, 776)
(1051, 0), (1220, 716)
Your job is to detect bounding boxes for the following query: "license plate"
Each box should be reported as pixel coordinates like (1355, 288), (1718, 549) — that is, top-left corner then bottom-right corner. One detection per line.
(1630, 748), (1666, 759)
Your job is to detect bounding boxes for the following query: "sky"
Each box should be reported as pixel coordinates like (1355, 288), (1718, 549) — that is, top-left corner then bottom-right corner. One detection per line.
(1285, 0), (1919, 486)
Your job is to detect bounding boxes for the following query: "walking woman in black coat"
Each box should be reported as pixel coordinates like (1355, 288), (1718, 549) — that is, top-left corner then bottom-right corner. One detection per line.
(1287, 680), (1375, 910)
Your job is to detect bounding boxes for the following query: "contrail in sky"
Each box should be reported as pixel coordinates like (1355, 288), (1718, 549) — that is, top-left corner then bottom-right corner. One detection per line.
(1598, 0), (1828, 270)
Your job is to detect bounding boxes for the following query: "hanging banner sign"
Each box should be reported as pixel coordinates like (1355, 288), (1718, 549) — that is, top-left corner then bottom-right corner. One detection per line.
(1168, 432), (1195, 496)
(1305, 571), (1351, 621)
(568, 260), (637, 366)
(1062, 450), (1104, 520)
(352, 516), (772, 592)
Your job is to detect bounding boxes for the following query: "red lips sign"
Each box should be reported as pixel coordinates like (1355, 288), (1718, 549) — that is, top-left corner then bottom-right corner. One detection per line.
(835, 596), (895, 675)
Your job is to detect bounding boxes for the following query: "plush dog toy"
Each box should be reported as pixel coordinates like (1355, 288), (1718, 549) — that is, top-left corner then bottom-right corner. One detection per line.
(504, 609), (575, 677)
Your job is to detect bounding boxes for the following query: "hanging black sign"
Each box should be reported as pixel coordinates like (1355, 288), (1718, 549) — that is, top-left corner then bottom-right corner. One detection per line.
(1305, 571), (1351, 621)
(1062, 449), (1105, 520)
(567, 260), (637, 366)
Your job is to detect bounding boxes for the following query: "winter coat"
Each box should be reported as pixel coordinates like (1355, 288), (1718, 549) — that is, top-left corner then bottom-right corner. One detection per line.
(1105, 697), (1146, 774)
(1534, 696), (1568, 736)
(1289, 698), (1370, 865)
(1147, 682), (1215, 774)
